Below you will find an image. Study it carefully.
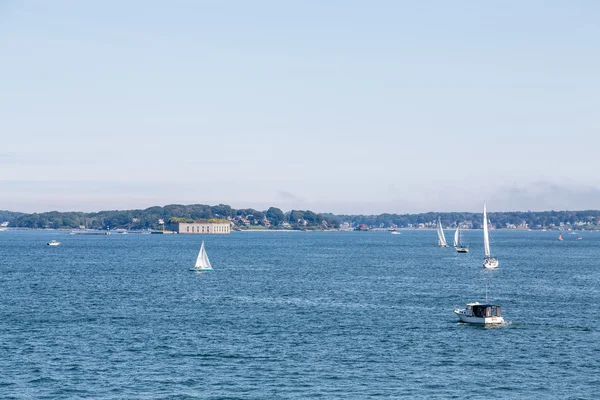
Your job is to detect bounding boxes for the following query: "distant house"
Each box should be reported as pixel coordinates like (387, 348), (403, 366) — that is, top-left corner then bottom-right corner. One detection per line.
(339, 222), (352, 231)
(357, 224), (369, 231)
(234, 216), (250, 226)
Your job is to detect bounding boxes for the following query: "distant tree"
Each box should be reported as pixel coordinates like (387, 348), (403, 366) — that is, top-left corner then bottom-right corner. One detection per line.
(288, 210), (304, 223)
(265, 207), (285, 225)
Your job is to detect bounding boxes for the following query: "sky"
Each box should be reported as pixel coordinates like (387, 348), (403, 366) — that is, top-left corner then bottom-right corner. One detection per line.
(1, 1), (599, 214)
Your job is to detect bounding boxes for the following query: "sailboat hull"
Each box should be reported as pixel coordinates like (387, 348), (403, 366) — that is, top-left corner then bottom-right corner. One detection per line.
(456, 247), (469, 253)
(483, 258), (499, 269)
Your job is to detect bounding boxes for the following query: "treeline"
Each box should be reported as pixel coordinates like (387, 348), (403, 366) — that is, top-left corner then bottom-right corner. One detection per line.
(0, 210), (23, 222)
(7, 204), (340, 230)
(6, 204), (600, 230)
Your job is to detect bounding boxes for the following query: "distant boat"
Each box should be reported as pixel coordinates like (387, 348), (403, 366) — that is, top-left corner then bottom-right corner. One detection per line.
(558, 234), (563, 241)
(454, 284), (503, 325)
(569, 231), (577, 235)
(70, 230), (110, 236)
(437, 217), (448, 247)
(576, 235), (582, 241)
(391, 231), (401, 235)
(191, 241), (213, 271)
(482, 203), (498, 269)
(455, 226), (469, 253)
(47, 240), (61, 246)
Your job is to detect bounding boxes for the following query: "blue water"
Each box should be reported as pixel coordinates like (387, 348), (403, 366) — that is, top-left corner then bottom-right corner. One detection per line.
(1, 230), (599, 399)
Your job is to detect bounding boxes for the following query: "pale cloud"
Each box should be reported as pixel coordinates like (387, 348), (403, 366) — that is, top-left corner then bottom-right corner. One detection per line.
(491, 181), (600, 212)
(277, 190), (305, 203)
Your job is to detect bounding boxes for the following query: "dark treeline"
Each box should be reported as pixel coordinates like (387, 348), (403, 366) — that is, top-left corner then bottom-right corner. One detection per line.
(4, 205), (600, 230)
(5, 204), (340, 230)
(0, 210), (23, 222)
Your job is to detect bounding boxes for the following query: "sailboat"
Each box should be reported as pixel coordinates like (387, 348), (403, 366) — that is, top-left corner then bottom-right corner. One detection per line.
(437, 217), (448, 247)
(482, 203), (498, 269)
(191, 241), (213, 271)
(455, 226), (469, 253)
(558, 234), (563, 241)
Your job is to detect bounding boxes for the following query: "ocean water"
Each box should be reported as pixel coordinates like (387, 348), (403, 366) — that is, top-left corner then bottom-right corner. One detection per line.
(1, 229), (599, 399)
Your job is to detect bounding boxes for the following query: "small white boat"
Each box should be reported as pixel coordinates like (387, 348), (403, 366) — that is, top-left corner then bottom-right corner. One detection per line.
(191, 241), (213, 271)
(391, 231), (401, 235)
(482, 203), (498, 268)
(454, 302), (504, 325)
(436, 217), (448, 247)
(47, 240), (61, 246)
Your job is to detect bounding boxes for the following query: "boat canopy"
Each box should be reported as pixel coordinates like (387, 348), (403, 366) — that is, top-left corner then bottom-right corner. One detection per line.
(472, 305), (502, 318)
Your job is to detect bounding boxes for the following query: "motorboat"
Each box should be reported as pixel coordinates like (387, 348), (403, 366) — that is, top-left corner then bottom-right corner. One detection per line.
(47, 240), (61, 246)
(454, 302), (504, 325)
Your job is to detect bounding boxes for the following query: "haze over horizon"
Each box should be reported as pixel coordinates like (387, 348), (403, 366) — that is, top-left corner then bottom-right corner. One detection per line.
(2, 2), (599, 214)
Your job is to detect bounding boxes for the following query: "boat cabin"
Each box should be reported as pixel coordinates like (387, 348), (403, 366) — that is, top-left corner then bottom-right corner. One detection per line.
(467, 304), (502, 318)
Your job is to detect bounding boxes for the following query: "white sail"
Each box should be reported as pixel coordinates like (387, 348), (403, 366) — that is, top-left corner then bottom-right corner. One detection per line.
(202, 246), (212, 270)
(483, 203), (491, 258)
(453, 227), (459, 248)
(437, 217), (448, 246)
(194, 241), (213, 270)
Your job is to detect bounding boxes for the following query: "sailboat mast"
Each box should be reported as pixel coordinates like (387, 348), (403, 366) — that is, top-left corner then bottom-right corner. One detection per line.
(483, 203), (491, 258)
(195, 241), (205, 268)
(454, 226), (459, 248)
(485, 283), (488, 304)
(437, 217), (447, 246)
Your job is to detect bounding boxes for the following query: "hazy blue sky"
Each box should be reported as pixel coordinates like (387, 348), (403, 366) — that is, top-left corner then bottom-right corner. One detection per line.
(1, 1), (599, 213)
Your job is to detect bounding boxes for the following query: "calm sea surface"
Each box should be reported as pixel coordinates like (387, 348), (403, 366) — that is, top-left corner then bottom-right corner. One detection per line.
(1, 230), (599, 399)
